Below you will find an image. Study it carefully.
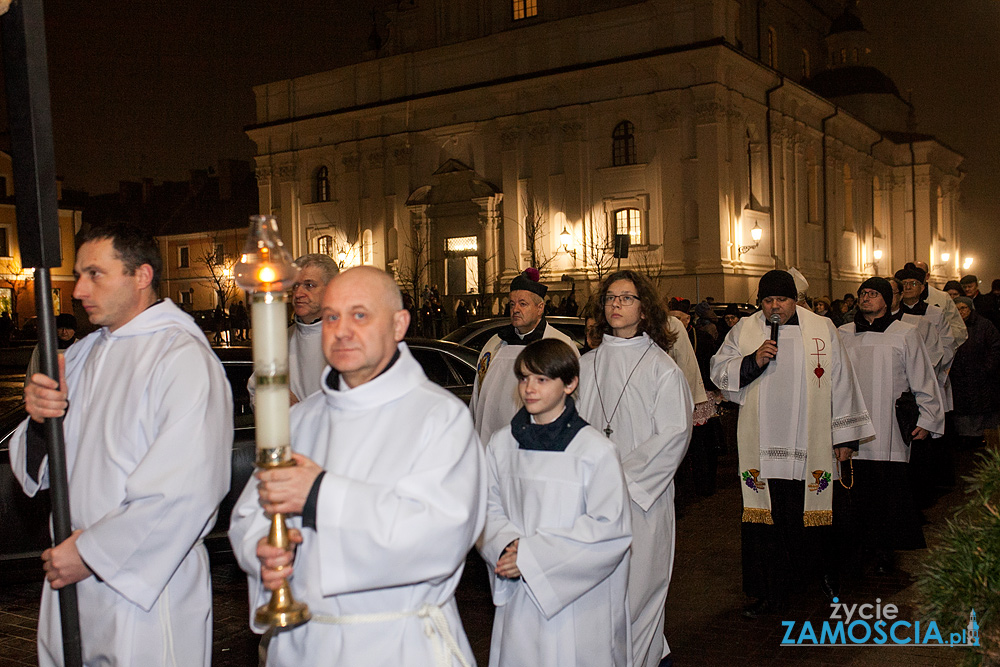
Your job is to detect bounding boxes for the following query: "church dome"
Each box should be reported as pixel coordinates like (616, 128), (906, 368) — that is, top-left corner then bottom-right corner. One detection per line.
(828, 9), (865, 36)
(806, 65), (900, 98)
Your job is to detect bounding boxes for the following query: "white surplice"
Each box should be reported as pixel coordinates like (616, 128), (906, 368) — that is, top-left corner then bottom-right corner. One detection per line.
(839, 320), (945, 462)
(481, 423), (632, 667)
(710, 311), (873, 480)
(666, 315), (708, 404)
(10, 300), (233, 667)
(470, 322), (579, 442)
(229, 344), (486, 667)
(926, 284), (968, 348)
(576, 334), (693, 667)
(248, 317), (326, 404)
(898, 310), (954, 410)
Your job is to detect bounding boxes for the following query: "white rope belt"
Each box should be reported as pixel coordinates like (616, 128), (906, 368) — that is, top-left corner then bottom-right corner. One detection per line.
(311, 603), (471, 667)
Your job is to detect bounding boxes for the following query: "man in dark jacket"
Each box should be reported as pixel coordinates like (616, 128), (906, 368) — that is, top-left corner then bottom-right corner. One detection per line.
(950, 296), (1000, 448)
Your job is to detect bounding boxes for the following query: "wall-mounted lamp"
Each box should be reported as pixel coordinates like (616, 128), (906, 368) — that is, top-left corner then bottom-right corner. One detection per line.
(932, 252), (951, 272)
(337, 250), (348, 267)
(737, 222), (763, 256)
(863, 248), (883, 270)
(964, 257), (974, 270)
(559, 225), (576, 259)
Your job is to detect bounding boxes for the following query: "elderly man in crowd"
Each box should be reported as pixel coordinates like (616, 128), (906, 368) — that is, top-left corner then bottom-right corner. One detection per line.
(470, 268), (578, 442)
(249, 253), (340, 406)
(711, 270), (873, 618)
(230, 266), (485, 666)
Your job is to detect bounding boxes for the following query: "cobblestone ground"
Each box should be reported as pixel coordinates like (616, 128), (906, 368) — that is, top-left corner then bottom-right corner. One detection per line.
(1, 433), (988, 666)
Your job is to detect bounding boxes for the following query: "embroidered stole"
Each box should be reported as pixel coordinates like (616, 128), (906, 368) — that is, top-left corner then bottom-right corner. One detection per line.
(737, 308), (835, 527)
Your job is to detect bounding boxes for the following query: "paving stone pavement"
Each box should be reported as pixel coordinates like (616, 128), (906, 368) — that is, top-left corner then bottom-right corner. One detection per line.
(1, 433), (986, 666)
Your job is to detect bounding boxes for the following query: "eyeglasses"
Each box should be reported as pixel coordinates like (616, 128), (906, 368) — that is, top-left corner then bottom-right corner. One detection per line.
(604, 294), (640, 306)
(900, 280), (922, 289)
(858, 290), (883, 300)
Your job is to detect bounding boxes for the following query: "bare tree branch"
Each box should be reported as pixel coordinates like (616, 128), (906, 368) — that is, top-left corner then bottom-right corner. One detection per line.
(0, 256), (32, 324)
(195, 236), (240, 310)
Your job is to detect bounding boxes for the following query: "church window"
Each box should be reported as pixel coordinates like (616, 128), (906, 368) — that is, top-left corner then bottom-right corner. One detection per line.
(0, 227), (8, 257)
(315, 166), (330, 203)
(614, 208), (642, 246)
(317, 234), (333, 256)
(513, 0), (537, 20)
(612, 121), (636, 167)
(852, 47), (859, 63)
(178, 246), (189, 268)
(840, 48), (847, 64)
(801, 49), (811, 79)
(766, 27), (777, 68)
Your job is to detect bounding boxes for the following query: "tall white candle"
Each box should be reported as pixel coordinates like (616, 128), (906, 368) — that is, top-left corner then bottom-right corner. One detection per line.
(251, 291), (291, 460)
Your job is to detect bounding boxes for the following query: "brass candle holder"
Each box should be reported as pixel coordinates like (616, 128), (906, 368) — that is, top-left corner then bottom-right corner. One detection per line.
(236, 215), (310, 630)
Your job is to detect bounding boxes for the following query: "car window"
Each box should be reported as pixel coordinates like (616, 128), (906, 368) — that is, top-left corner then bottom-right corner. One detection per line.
(409, 348), (455, 386)
(445, 354), (476, 385)
(465, 328), (500, 351)
(223, 362), (255, 429)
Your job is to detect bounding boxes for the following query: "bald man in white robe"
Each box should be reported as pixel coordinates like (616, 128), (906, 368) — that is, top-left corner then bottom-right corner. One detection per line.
(230, 267), (485, 667)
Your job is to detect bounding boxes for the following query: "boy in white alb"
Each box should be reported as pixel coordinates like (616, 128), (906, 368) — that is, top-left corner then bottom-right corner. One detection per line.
(481, 338), (632, 667)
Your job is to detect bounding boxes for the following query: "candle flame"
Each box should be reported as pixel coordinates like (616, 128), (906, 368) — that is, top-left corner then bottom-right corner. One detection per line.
(258, 266), (277, 283)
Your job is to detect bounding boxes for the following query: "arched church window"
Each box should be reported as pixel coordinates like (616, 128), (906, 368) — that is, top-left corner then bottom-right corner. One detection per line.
(801, 49), (811, 79)
(315, 166), (330, 203)
(612, 121), (636, 167)
(614, 208), (643, 246)
(766, 27), (777, 68)
(317, 235), (333, 256)
(362, 229), (374, 265)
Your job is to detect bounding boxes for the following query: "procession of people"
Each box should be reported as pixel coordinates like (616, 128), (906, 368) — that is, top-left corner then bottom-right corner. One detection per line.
(11, 225), (997, 665)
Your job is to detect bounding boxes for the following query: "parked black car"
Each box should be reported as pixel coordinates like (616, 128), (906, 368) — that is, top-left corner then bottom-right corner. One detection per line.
(0, 339), (478, 564)
(443, 316), (587, 352)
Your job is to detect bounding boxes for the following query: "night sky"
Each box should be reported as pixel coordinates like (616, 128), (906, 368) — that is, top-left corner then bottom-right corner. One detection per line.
(25, 0), (1000, 281)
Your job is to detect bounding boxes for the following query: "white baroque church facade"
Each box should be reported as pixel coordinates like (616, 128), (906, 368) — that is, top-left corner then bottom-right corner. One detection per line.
(247, 0), (963, 313)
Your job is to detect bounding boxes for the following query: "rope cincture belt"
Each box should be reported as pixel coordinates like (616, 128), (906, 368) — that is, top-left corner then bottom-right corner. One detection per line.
(312, 603), (471, 667)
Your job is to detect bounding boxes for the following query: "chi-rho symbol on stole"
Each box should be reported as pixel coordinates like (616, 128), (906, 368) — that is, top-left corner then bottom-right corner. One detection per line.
(811, 337), (826, 386)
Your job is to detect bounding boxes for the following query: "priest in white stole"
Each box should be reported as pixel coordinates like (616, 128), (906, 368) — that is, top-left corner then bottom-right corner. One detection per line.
(470, 269), (579, 443)
(577, 270), (693, 667)
(248, 253), (339, 406)
(838, 277), (945, 573)
(230, 267), (486, 667)
(710, 270), (873, 619)
(12, 224), (233, 667)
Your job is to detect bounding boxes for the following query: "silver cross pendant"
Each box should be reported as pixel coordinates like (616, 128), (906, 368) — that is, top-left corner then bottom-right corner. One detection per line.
(604, 425), (613, 437)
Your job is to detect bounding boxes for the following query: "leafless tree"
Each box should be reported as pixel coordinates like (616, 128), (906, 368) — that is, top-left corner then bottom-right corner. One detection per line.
(396, 222), (434, 309)
(581, 215), (618, 286)
(196, 237), (240, 310)
(519, 193), (557, 274)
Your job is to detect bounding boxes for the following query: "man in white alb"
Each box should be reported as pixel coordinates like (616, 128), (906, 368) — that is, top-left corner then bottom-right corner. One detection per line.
(838, 277), (944, 573)
(711, 270), (873, 618)
(229, 266), (485, 667)
(470, 268), (578, 443)
(249, 253), (339, 405)
(12, 223), (232, 666)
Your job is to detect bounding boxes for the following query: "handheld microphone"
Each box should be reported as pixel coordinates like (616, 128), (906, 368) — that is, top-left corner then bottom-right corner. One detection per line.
(769, 313), (781, 346)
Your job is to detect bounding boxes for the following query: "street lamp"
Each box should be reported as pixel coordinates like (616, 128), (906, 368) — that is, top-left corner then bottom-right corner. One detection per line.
(737, 221), (763, 256)
(932, 252), (951, 272)
(559, 225), (576, 259)
(864, 248), (883, 271)
(964, 257), (974, 270)
(234, 214), (310, 630)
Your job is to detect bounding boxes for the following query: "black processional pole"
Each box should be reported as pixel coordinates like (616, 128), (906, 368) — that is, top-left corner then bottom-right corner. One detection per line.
(1, 0), (83, 665)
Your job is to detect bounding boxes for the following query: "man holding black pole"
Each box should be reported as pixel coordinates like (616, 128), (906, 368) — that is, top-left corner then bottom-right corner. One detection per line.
(10, 223), (232, 666)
